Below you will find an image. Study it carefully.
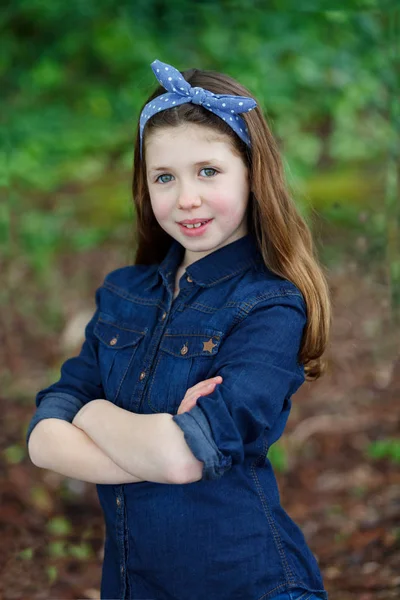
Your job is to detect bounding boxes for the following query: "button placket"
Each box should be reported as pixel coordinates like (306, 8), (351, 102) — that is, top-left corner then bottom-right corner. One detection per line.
(171, 272), (193, 307)
(114, 489), (128, 598)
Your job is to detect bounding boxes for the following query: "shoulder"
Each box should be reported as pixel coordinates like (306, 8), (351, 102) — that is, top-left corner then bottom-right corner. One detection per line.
(235, 262), (306, 316)
(100, 264), (158, 294)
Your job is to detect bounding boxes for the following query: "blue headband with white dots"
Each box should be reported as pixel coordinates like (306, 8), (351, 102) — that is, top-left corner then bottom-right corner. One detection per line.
(139, 59), (257, 158)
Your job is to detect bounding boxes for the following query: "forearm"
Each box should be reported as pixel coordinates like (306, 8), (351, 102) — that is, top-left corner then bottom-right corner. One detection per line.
(73, 400), (203, 484)
(28, 418), (147, 485)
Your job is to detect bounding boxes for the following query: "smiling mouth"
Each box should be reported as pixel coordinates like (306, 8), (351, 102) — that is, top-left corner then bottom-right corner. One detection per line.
(179, 219), (213, 229)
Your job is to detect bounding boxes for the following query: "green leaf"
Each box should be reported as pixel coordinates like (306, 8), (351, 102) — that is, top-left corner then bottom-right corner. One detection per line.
(46, 516), (72, 536)
(3, 444), (25, 464)
(18, 547), (34, 560)
(366, 438), (400, 464)
(47, 565), (58, 585)
(267, 442), (288, 472)
(48, 541), (68, 558)
(68, 542), (94, 560)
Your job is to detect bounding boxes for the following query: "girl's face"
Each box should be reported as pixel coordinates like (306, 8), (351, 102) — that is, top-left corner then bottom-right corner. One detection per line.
(145, 123), (250, 268)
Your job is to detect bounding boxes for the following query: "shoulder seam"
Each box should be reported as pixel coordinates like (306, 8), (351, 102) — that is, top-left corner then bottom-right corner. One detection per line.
(234, 288), (305, 328)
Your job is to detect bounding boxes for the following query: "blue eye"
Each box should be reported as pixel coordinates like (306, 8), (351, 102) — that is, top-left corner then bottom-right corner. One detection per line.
(200, 167), (218, 177)
(155, 167), (218, 184)
(157, 174), (173, 184)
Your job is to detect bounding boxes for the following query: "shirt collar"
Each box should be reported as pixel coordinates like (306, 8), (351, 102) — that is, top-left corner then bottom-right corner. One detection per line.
(157, 232), (264, 288)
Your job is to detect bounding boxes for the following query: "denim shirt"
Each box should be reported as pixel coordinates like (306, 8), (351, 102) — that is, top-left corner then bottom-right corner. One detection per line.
(26, 233), (328, 600)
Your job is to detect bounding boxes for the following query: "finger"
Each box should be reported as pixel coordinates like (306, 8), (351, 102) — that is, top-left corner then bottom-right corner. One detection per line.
(180, 382), (217, 413)
(192, 377), (222, 392)
(188, 382), (216, 400)
(184, 378), (222, 407)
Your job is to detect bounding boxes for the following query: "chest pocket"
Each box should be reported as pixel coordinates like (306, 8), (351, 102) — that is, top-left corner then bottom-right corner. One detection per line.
(94, 314), (147, 403)
(146, 328), (224, 414)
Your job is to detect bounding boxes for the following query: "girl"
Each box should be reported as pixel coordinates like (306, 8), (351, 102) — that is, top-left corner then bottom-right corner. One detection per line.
(26, 58), (331, 600)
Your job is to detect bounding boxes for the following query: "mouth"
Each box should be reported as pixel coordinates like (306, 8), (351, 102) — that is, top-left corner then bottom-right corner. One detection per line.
(177, 219), (213, 236)
(178, 219), (212, 228)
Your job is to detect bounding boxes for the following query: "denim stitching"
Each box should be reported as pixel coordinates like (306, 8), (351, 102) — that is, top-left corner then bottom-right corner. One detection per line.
(257, 583), (290, 600)
(103, 280), (165, 307)
(146, 353), (165, 413)
(103, 345), (117, 401)
(123, 498), (132, 600)
(112, 485), (127, 600)
(181, 410), (232, 478)
(188, 257), (259, 286)
(114, 344), (141, 405)
(97, 316), (148, 335)
(103, 278), (302, 307)
(40, 392), (84, 408)
(251, 441), (295, 587)
(289, 592), (312, 600)
(160, 331), (222, 358)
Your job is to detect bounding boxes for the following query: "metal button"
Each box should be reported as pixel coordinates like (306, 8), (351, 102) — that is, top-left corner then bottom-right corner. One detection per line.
(180, 344), (188, 355)
(186, 275), (193, 283)
(116, 496), (121, 506)
(161, 311), (167, 320)
(121, 565), (124, 574)
(139, 371), (146, 380)
(110, 337), (118, 346)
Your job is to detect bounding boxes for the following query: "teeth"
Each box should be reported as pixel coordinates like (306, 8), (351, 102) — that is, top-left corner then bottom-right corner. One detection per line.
(182, 221), (207, 229)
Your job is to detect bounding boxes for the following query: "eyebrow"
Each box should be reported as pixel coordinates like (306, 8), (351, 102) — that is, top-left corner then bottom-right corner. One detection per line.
(148, 159), (222, 173)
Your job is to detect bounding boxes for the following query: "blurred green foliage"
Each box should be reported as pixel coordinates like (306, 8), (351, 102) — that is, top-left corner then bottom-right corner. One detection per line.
(18, 547), (34, 560)
(367, 438), (400, 464)
(3, 444), (25, 464)
(46, 515), (72, 536)
(2, 4), (393, 193)
(268, 442), (288, 473)
(1, 4), (398, 301)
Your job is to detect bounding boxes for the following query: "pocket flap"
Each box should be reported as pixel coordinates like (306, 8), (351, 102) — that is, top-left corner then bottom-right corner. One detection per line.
(94, 318), (146, 349)
(160, 329), (223, 358)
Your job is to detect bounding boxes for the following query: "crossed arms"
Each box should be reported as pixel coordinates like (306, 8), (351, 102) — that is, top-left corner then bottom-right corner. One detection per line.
(27, 400), (204, 485)
(27, 294), (307, 486)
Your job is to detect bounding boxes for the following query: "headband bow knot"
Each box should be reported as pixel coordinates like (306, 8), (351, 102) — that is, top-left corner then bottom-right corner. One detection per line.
(139, 59), (257, 157)
(189, 86), (208, 106)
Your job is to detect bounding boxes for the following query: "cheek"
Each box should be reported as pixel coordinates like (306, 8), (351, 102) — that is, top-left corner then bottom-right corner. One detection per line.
(150, 195), (171, 221)
(211, 192), (247, 223)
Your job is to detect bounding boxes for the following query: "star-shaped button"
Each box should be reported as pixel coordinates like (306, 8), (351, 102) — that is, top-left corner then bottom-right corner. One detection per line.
(203, 338), (217, 353)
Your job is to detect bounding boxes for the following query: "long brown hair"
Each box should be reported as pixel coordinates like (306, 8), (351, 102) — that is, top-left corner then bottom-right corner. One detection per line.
(132, 65), (332, 381)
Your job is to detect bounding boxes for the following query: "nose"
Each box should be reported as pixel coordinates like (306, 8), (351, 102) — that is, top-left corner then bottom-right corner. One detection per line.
(177, 181), (202, 209)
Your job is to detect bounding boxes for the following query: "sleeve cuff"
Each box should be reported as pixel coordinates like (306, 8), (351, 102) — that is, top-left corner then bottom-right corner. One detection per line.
(26, 393), (85, 447)
(172, 405), (232, 480)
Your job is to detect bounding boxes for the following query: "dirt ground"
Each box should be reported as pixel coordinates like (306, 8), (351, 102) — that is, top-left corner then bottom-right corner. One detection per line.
(1, 239), (399, 600)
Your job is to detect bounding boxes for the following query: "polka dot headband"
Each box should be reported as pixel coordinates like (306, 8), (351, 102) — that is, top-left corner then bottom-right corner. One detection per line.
(139, 59), (257, 158)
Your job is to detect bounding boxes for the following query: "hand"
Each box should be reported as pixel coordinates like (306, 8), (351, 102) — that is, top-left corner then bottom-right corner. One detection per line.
(177, 376), (223, 415)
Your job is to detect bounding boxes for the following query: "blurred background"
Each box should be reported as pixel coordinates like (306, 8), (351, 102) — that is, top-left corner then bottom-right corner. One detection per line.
(1, 2), (399, 599)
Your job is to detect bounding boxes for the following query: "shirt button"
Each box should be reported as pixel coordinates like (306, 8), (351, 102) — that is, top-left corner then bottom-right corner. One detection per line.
(116, 496), (121, 506)
(180, 344), (188, 355)
(186, 275), (193, 283)
(139, 371), (146, 380)
(121, 565), (124, 574)
(161, 311), (167, 320)
(110, 337), (118, 346)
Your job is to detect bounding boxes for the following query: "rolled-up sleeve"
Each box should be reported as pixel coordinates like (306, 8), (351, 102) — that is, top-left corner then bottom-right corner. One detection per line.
(172, 292), (307, 481)
(25, 285), (104, 447)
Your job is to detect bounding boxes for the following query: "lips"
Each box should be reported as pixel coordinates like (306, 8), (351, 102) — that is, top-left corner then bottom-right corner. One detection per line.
(178, 219), (212, 225)
(177, 219), (213, 236)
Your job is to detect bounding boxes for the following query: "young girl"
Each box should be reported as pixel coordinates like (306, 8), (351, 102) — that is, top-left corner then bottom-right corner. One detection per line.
(26, 58), (331, 600)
